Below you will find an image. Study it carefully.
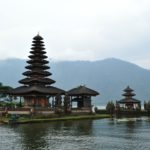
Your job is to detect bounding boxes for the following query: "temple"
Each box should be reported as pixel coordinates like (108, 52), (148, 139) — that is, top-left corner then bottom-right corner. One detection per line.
(116, 86), (141, 110)
(68, 85), (99, 113)
(11, 34), (65, 108)
(6, 34), (100, 116)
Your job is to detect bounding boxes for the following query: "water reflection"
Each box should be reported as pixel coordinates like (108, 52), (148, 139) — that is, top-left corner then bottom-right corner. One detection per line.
(11, 120), (93, 150)
(12, 123), (50, 150)
(1, 118), (150, 150)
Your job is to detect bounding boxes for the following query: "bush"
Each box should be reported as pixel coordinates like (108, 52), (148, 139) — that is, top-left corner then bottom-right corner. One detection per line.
(16, 102), (23, 107)
(0, 102), (4, 107)
(106, 101), (115, 115)
(144, 101), (150, 111)
(94, 107), (98, 112)
(5, 102), (15, 108)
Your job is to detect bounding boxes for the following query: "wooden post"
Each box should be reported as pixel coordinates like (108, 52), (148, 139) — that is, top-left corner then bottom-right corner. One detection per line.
(19, 96), (22, 107)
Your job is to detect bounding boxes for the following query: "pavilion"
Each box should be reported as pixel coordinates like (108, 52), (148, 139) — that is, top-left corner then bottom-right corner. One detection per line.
(68, 85), (99, 113)
(11, 34), (65, 108)
(116, 86), (141, 110)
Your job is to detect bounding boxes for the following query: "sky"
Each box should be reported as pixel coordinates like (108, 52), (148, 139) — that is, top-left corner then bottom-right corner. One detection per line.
(0, 0), (150, 68)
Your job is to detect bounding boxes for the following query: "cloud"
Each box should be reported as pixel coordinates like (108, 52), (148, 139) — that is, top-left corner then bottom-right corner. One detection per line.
(0, 0), (150, 68)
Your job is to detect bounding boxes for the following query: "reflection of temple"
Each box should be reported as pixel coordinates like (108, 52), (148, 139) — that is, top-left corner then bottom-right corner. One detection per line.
(116, 86), (141, 110)
(11, 34), (65, 108)
(16, 120), (93, 150)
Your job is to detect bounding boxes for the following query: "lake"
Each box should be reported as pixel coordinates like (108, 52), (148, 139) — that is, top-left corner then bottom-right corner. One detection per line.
(0, 117), (150, 150)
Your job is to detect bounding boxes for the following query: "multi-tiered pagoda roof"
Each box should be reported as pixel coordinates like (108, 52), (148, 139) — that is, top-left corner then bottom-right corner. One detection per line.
(118, 86), (140, 104)
(11, 34), (65, 96)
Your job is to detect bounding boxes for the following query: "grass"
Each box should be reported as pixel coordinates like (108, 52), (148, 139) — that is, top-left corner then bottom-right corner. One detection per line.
(1, 114), (111, 124)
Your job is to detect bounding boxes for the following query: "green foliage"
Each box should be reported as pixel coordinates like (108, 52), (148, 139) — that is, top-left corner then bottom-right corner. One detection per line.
(94, 107), (98, 112)
(0, 102), (4, 107)
(11, 114), (111, 124)
(0, 101), (19, 108)
(106, 101), (115, 115)
(0, 82), (13, 99)
(5, 102), (15, 108)
(16, 102), (23, 107)
(137, 103), (141, 111)
(115, 102), (120, 110)
(144, 101), (150, 111)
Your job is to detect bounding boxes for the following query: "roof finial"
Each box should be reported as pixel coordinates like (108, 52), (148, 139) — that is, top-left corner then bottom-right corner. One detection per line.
(37, 32), (40, 36)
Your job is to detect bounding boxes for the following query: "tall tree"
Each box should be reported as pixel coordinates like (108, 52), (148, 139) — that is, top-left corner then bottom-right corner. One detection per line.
(0, 82), (13, 99)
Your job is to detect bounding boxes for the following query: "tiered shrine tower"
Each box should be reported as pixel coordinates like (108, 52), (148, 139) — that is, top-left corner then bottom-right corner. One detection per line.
(12, 34), (65, 107)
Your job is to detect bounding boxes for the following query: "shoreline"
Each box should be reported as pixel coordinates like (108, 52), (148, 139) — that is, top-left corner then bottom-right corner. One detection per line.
(0, 114), (111, 124)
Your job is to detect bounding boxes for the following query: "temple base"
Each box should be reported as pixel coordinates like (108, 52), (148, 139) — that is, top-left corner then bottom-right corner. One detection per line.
(24, 96), (49, 108)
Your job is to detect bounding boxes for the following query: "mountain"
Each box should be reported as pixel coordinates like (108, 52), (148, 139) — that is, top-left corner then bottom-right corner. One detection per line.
(0, 58), (150, 105)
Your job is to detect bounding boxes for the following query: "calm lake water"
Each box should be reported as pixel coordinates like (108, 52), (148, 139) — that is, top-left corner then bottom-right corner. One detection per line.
(0, 117), (150, 150)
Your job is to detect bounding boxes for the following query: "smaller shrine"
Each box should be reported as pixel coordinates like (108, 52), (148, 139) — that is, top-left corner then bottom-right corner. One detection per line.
(116, 86), (141, 110)
(68, 85), (99, 113)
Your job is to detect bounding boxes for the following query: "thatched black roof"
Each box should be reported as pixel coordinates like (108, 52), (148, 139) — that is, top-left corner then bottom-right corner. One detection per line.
(11, 34), (65, 97)
(11, 86), (65, 96)
(123, 86), (134, 92)
(68, 85), (99, 96)
(117, 98), (140, 104)
(122, 86), (135, 97)
(118, 86), (141, 104)
(0, 86), (13, 94)
(19, 77), (55, 85)
(23, 70), (51, 76)
(19, 34), (55, 86)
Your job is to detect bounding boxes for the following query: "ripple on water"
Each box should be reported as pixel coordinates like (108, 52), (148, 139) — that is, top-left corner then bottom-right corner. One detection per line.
(0, 118), (150, 150)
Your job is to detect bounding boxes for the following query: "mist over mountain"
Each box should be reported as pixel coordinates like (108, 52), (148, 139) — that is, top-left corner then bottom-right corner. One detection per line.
(0, 58), (150, 105)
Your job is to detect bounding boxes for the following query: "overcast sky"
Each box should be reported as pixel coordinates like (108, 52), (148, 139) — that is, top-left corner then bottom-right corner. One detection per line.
(0, 0), (150, 68)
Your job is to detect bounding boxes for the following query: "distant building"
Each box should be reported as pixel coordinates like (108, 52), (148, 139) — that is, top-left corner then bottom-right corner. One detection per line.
(116, 86), (141, 110)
